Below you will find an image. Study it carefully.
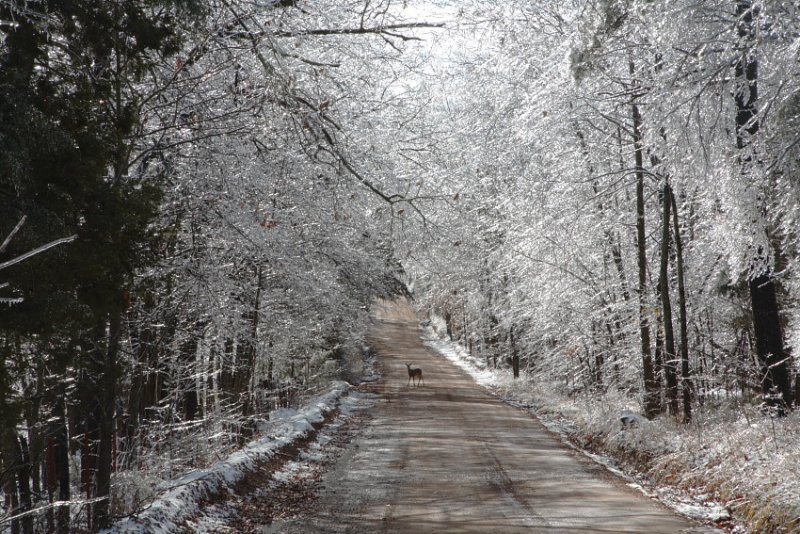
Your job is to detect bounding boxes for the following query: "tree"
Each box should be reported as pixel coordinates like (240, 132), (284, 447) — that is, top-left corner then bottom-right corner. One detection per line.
(732, 0), (792, 408)
(1, 0), (203, 529)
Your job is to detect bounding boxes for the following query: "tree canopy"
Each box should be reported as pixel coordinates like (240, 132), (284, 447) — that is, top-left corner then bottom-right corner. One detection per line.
(3, 0), (800, 531)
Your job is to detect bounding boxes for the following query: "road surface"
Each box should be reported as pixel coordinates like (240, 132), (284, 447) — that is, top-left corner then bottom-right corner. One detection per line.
(264, 300), (716, 533)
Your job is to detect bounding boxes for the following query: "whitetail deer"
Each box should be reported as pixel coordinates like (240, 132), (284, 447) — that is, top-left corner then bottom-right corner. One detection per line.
(405, 363), (424, 387)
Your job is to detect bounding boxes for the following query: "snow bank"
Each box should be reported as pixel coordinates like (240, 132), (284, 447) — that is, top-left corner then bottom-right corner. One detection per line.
(104, 381), (350, 534)
(423, 335), (510, 389)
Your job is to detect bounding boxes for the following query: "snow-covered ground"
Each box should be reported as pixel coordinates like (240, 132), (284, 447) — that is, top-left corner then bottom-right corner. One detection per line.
(184, 389), (378, 533)
(104, 381), (362, 534)
(421, 330), (779, 532)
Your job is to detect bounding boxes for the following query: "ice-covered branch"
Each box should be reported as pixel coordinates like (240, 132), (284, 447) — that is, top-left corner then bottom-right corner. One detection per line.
(0, 233), (77, 272)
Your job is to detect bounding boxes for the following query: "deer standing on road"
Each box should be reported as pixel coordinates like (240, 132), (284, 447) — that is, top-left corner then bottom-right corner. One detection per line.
(405, 363), (424, 387)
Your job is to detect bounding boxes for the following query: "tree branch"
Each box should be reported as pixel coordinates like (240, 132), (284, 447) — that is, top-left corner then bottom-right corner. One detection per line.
(0, 234), (77, 272)
(272, 22), (445, 39)
(0, 216), (26, 254)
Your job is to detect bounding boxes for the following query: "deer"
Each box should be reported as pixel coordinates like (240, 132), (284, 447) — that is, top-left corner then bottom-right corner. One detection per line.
(405, 363), (424, 387)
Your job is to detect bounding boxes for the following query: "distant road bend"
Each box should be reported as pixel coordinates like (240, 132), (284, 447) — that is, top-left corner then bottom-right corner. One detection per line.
(265, 300), (717, 534)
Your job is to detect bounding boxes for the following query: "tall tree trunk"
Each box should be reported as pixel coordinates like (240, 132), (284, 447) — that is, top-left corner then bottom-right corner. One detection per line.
(1, 429), (23, 534)
(592, 322), (604, 389)
(80, 339), (99, 519)
(610, 233), (631, 302)
(670, 189), (692, 422)
(510, 325), (520, 379)
(734, 0), (792, 408)
(0, 343), (19, 534)
(125, 291), (157, 469)
(653, 308), (664, 394)
(487, 312), (499, 369)
(179, 323), (203, 421)
(26, 360), (43, 501)
(443, 309), (454, 341)
(2, 443), (20, 534)
(659, 184), (679, 416)
(266, 339), (274, 391)
(53, 390), (71, 534)
(749, 277), (791, 405)
(14, 437), (33, 534)
(234, 266), (263, 439)
(630, 61), (659, 418)
(92, 310), (122, 531)
(219, 337), (236, 401)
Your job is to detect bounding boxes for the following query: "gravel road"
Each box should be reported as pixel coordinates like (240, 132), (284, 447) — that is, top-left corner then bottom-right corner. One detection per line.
(263, 301), (717, 533)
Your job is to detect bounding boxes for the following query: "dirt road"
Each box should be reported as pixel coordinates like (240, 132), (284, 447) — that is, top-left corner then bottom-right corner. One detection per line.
(264, 301), (716, 533)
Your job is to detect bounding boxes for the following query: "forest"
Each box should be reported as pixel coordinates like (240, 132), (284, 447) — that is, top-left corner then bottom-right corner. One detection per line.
(2, 0), (800, 532)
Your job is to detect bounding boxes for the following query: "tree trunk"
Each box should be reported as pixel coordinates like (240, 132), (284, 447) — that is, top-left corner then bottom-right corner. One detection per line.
(486, 312), (500, 369)
(219, 337), (236, 400)
(795, 372), (800, 407)
(0, 342), (19, 533)
(510, 326), (520, 379)
(26, 360), (44, 501)
(443, 309), (454, 341)
(1, 431), (19, 534)
(14, 437), (34, 534)
(750, 277), (791, 405)
(125, 291), (158, 468)
(2, 450), (20, 534)
(79, 319), (105, 518)
(92, 310), (122, 531)
(659, 184), (679, 416)
(670, 189), (692, 422)
(630, 60), (659, 418)
(734, 0), (792, 408)
(179, 325), (202, 421)
(594, 337), (604, 389)
(610, 233), (631, 302)
(266, 340), (274, 391)
(53, 392), (71, 534)
(234, 266), (263, 439)
(653, 315), (664, 394)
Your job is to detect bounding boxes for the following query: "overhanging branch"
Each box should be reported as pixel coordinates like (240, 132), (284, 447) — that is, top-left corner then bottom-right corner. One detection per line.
(273, 22), (445, 39)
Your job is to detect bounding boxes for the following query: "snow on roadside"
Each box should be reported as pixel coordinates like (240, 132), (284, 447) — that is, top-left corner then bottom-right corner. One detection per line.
(423, 334), (507, 389)
(104, 381), (351, 534)
(186, 390), (378, 533)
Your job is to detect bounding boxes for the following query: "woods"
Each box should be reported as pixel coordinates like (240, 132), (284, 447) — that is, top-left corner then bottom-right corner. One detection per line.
(412, 0), (800, 424)
(4, 0), (800, 532)
(0, 1), (428, 531)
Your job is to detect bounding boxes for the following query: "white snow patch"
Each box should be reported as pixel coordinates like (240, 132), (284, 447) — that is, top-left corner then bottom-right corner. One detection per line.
(671, 500), (730, 523)
(423, 333), (506, 388)
(104, 381), (351, 534)
(272, 461), (315, 484)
